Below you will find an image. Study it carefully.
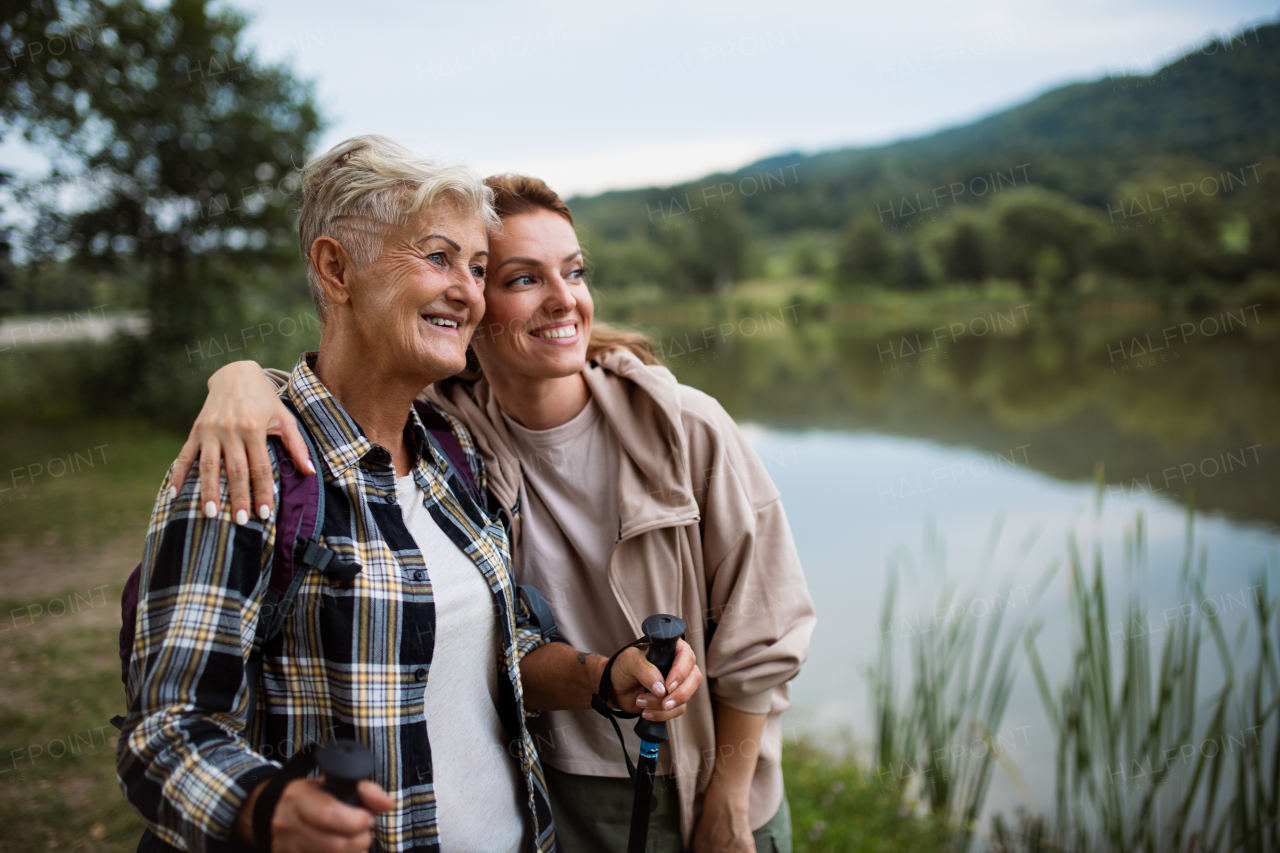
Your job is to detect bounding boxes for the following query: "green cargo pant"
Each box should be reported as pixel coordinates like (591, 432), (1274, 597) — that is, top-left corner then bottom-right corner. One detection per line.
(543, 763), (792, 852)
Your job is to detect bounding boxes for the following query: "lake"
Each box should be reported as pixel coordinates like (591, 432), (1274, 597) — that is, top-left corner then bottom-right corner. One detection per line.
(630, 299), (1279, 831)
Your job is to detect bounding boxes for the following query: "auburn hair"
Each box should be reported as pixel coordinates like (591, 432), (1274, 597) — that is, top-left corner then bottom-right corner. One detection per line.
(484, 174), (660, 366)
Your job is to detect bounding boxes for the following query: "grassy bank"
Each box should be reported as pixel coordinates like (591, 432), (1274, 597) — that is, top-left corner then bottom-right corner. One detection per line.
(0, 419), (176, 850)
(784, 738), (950, 852)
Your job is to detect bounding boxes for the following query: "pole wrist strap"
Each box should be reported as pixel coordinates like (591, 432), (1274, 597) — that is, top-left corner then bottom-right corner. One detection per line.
(252, 744), (319, 852)
(590, 637), (647, 783)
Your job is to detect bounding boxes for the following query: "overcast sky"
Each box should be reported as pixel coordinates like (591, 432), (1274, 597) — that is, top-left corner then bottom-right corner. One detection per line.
(3, 1), (1277, 196)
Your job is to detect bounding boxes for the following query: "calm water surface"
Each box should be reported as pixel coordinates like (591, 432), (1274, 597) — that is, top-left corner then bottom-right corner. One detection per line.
(637, 306), (1280, 827)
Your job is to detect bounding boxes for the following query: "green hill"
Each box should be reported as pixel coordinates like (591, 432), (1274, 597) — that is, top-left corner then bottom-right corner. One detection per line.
(572, 19), (1280, 293)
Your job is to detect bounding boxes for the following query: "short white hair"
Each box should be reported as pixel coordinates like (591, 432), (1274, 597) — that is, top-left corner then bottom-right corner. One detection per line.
(298, 135), (499, 317)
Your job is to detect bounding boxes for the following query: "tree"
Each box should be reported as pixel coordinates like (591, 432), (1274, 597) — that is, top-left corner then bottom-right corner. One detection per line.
(993, 189), (1099, 293)
(1244, 164), (1279, 272)
(0, 224), (13, 315)
(891, 244), (930, 291)
(789, 235), (824, 277)
(942, 221), (988, 283)
(836, 215), (892, 285)
(696, 202), (748, 293)
(2, 0), (322, 349)
(656, 199), (749, 293)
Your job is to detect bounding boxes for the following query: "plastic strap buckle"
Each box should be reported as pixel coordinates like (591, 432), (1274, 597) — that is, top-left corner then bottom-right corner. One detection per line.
(299, 539), (362, 588)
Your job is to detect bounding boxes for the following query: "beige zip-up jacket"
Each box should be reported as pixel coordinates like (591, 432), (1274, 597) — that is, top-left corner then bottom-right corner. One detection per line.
(426, 348), (816, 846)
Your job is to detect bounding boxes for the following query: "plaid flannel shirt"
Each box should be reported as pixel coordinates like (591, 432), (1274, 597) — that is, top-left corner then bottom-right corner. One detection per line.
(117, 353), (556, 853)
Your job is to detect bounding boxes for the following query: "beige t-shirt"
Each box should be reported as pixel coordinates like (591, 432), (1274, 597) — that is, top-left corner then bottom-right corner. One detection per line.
(503, 400), (672, 777)
(396, 473), (527, 851)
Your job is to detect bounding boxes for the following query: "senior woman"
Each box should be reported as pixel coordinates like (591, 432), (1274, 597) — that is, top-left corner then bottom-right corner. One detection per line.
(173, 175), (815, 852)
(122, 136), (700, 853)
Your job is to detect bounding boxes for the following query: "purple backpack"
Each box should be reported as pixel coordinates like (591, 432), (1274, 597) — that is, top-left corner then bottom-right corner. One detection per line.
(112, 399), (478, 730)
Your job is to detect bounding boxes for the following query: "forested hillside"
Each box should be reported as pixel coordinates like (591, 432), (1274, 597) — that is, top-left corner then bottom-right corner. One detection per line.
(574, 19), (1280, 295)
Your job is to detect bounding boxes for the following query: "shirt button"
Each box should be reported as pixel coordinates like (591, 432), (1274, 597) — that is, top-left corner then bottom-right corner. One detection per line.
(385, 494), (395, 504)
(414, 667), (427, 682)
(413, 571), (424, 581)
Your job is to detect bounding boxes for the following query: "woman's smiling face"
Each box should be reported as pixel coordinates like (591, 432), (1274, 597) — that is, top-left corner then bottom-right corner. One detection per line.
(473, 208), (593, 382)
(334, 200), (488, 385)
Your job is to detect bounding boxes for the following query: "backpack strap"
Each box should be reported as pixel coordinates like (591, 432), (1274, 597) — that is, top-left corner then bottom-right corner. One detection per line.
(518, 584), (566, 645)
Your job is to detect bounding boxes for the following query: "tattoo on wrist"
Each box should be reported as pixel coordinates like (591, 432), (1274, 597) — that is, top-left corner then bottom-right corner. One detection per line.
(577, 652), (589, 665)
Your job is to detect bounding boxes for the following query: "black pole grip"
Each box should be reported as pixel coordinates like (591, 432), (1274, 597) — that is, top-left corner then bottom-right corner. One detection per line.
(316, 739), (375, 808)
(633, 614), (687, 744)
(642, 614), (686, 677)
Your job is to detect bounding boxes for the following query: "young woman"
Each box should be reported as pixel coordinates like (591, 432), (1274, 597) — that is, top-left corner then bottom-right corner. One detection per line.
(172, 175), (815, 853)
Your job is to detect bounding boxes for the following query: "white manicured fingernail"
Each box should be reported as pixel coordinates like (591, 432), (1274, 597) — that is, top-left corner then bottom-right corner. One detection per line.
(258, 504), (271, 520)
(651, 681), (665, 697)
(669, 680), (679, 691)
(636, 697), (647, 707)
(204, 501), (218, 518)
(168, 486), (177, 501)
(235, 509), (249, 526)
(664, 699), (675, 710)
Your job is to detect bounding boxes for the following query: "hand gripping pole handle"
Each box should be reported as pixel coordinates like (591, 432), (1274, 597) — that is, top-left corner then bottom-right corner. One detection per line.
(316, 739), (375, 808)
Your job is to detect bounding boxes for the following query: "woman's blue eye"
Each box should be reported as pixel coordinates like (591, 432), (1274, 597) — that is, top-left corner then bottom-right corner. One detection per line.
(426, 252), (446, 265)
(471, 265), (486, 278)
(509, 274), (534, 287)
(568, 268), (584, 280)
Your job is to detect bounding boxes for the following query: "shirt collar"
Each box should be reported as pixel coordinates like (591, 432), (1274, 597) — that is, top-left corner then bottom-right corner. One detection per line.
(284, 352), (440, 481)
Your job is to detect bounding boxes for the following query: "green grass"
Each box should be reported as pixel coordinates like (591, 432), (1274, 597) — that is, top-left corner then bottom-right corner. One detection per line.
(0, 616), (951, 852)
(864, 490), (1279, 853)
(0, 418), (183, 549)
(866, 517), (1054, 852)
(0, 621), (146, 851)
(783, 737), (950, 852)
(0, 417), (175, 849)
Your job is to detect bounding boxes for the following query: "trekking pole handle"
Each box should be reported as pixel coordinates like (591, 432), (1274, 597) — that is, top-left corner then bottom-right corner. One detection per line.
(316, 739), (375, 808)
(643, 614), (686, 678)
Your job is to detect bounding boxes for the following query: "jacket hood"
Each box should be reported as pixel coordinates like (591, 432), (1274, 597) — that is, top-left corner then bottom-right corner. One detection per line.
(583, 349), (700, 537)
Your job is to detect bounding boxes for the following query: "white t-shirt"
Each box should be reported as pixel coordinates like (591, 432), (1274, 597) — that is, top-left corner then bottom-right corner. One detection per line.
(396, 473), (526, 852)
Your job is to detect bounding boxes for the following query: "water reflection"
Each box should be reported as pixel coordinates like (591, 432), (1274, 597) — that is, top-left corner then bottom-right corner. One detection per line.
(641, 309), (1278, 527)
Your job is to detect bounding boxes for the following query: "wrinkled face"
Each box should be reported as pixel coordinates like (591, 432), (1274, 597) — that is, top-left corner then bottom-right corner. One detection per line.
(474, 208), (593, 382)
(346, 200), (488, 382)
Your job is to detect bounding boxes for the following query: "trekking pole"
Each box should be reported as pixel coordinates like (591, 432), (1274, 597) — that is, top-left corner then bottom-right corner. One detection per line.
(627, 614), (687, 853)
(316, 739), (375, 807)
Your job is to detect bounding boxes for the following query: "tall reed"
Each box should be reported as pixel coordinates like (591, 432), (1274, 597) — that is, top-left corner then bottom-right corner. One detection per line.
(1003, 492), (1277, 852)
(872, 490), (1277, 853)
(867, 516), (1052, 852)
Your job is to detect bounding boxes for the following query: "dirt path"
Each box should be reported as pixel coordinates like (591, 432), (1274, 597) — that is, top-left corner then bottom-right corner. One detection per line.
(0, 537), (140, 635)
